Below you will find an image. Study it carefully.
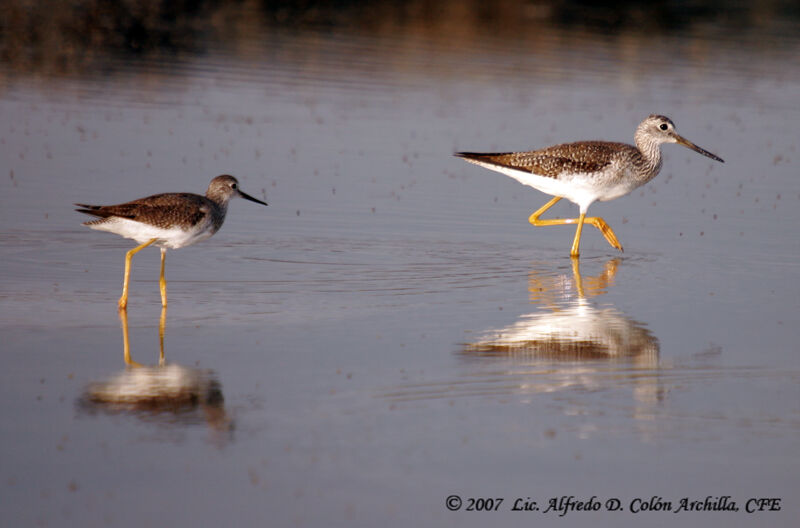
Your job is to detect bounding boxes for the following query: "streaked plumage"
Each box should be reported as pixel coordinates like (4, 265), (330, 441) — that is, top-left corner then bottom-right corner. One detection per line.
(456, 115), (724, 257)
(77, 174), (267, 308)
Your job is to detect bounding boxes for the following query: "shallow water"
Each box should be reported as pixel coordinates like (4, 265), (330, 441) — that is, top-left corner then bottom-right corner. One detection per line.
(1, 3), (800, 526)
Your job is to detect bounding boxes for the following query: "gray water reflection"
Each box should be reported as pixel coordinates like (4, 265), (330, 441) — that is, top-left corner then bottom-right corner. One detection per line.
(376, 258), (800, 448)
(464, 259), (665, 431)
(378, 255), (800, 444)
(465, 259), (659, 363)
(382, 259), (663, 409)
(80, 308), (233, 443)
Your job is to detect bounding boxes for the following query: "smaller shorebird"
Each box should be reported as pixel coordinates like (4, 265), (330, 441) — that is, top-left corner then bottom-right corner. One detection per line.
(76, 175), (267, 309)
(456, 115), (724, 257)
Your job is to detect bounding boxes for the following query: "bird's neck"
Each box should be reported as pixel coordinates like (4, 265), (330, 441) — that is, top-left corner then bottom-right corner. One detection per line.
(206, 194), (230, 233)
(208, 199), (229, 232)
(634, 130), (663, 178)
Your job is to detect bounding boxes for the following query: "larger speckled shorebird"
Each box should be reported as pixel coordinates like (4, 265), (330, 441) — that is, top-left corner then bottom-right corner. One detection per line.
(456, 115), (723, 257)
(76, 175), (267, 309)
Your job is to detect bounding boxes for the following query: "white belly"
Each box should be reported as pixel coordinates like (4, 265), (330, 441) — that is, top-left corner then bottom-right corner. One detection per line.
(483, 163), (640, 212)
(87, 217), (212, 249)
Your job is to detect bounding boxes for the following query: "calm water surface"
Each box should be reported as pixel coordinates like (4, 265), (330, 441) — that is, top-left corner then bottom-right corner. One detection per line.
(1, 5), (799, 527)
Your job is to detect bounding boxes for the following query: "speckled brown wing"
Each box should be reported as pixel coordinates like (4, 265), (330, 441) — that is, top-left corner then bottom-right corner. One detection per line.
(457, 141), (629, 178)
(76, 193), (210, 229)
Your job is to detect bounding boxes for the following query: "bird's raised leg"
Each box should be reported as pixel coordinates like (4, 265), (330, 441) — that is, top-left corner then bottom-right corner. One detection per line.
(527, 196), (563, 226)
(159, 248), (168, 308)
(119, 238), (157, 310)
(528, 197), (623, 257)
(582, 216), (623, 253)
(569, 213), (624, 257)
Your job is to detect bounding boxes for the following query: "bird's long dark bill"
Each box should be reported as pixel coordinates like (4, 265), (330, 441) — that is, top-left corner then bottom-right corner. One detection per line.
(675, 135), (724, 163)
(239, 190), (268, 206)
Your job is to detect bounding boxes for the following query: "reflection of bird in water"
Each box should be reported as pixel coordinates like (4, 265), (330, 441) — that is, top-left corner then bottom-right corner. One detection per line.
(84, 364), (224, 416)
(465, 259), (658, 366)
(76, 175), (267, 309)
(80, 308), (232, 439)
(456, 115), (723, 257)
(380, 260), (663, 424)
(466, 304), (658, 364)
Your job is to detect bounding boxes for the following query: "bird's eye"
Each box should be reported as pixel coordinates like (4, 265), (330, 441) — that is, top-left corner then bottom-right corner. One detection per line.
(659, 123), (668, 131)
(231, 183), (238, 189)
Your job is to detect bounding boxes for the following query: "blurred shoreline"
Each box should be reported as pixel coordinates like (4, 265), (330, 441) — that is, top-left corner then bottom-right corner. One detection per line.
(2, 0), (798, 77)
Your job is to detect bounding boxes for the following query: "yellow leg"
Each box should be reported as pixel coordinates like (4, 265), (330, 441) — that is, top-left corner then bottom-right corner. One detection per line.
(118, 238), (157, 310)
(118, 307), (142, 367)
(570, 254), (585, 297)
(159, 248), (167, 308)
(569, 256), (620, 297)
(583, 216), (623, 253)
(158, 306), (167, 366)
(528, 196), (563, 225)
(528, 197), (623, 256)
(570, 213), (586, 257)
